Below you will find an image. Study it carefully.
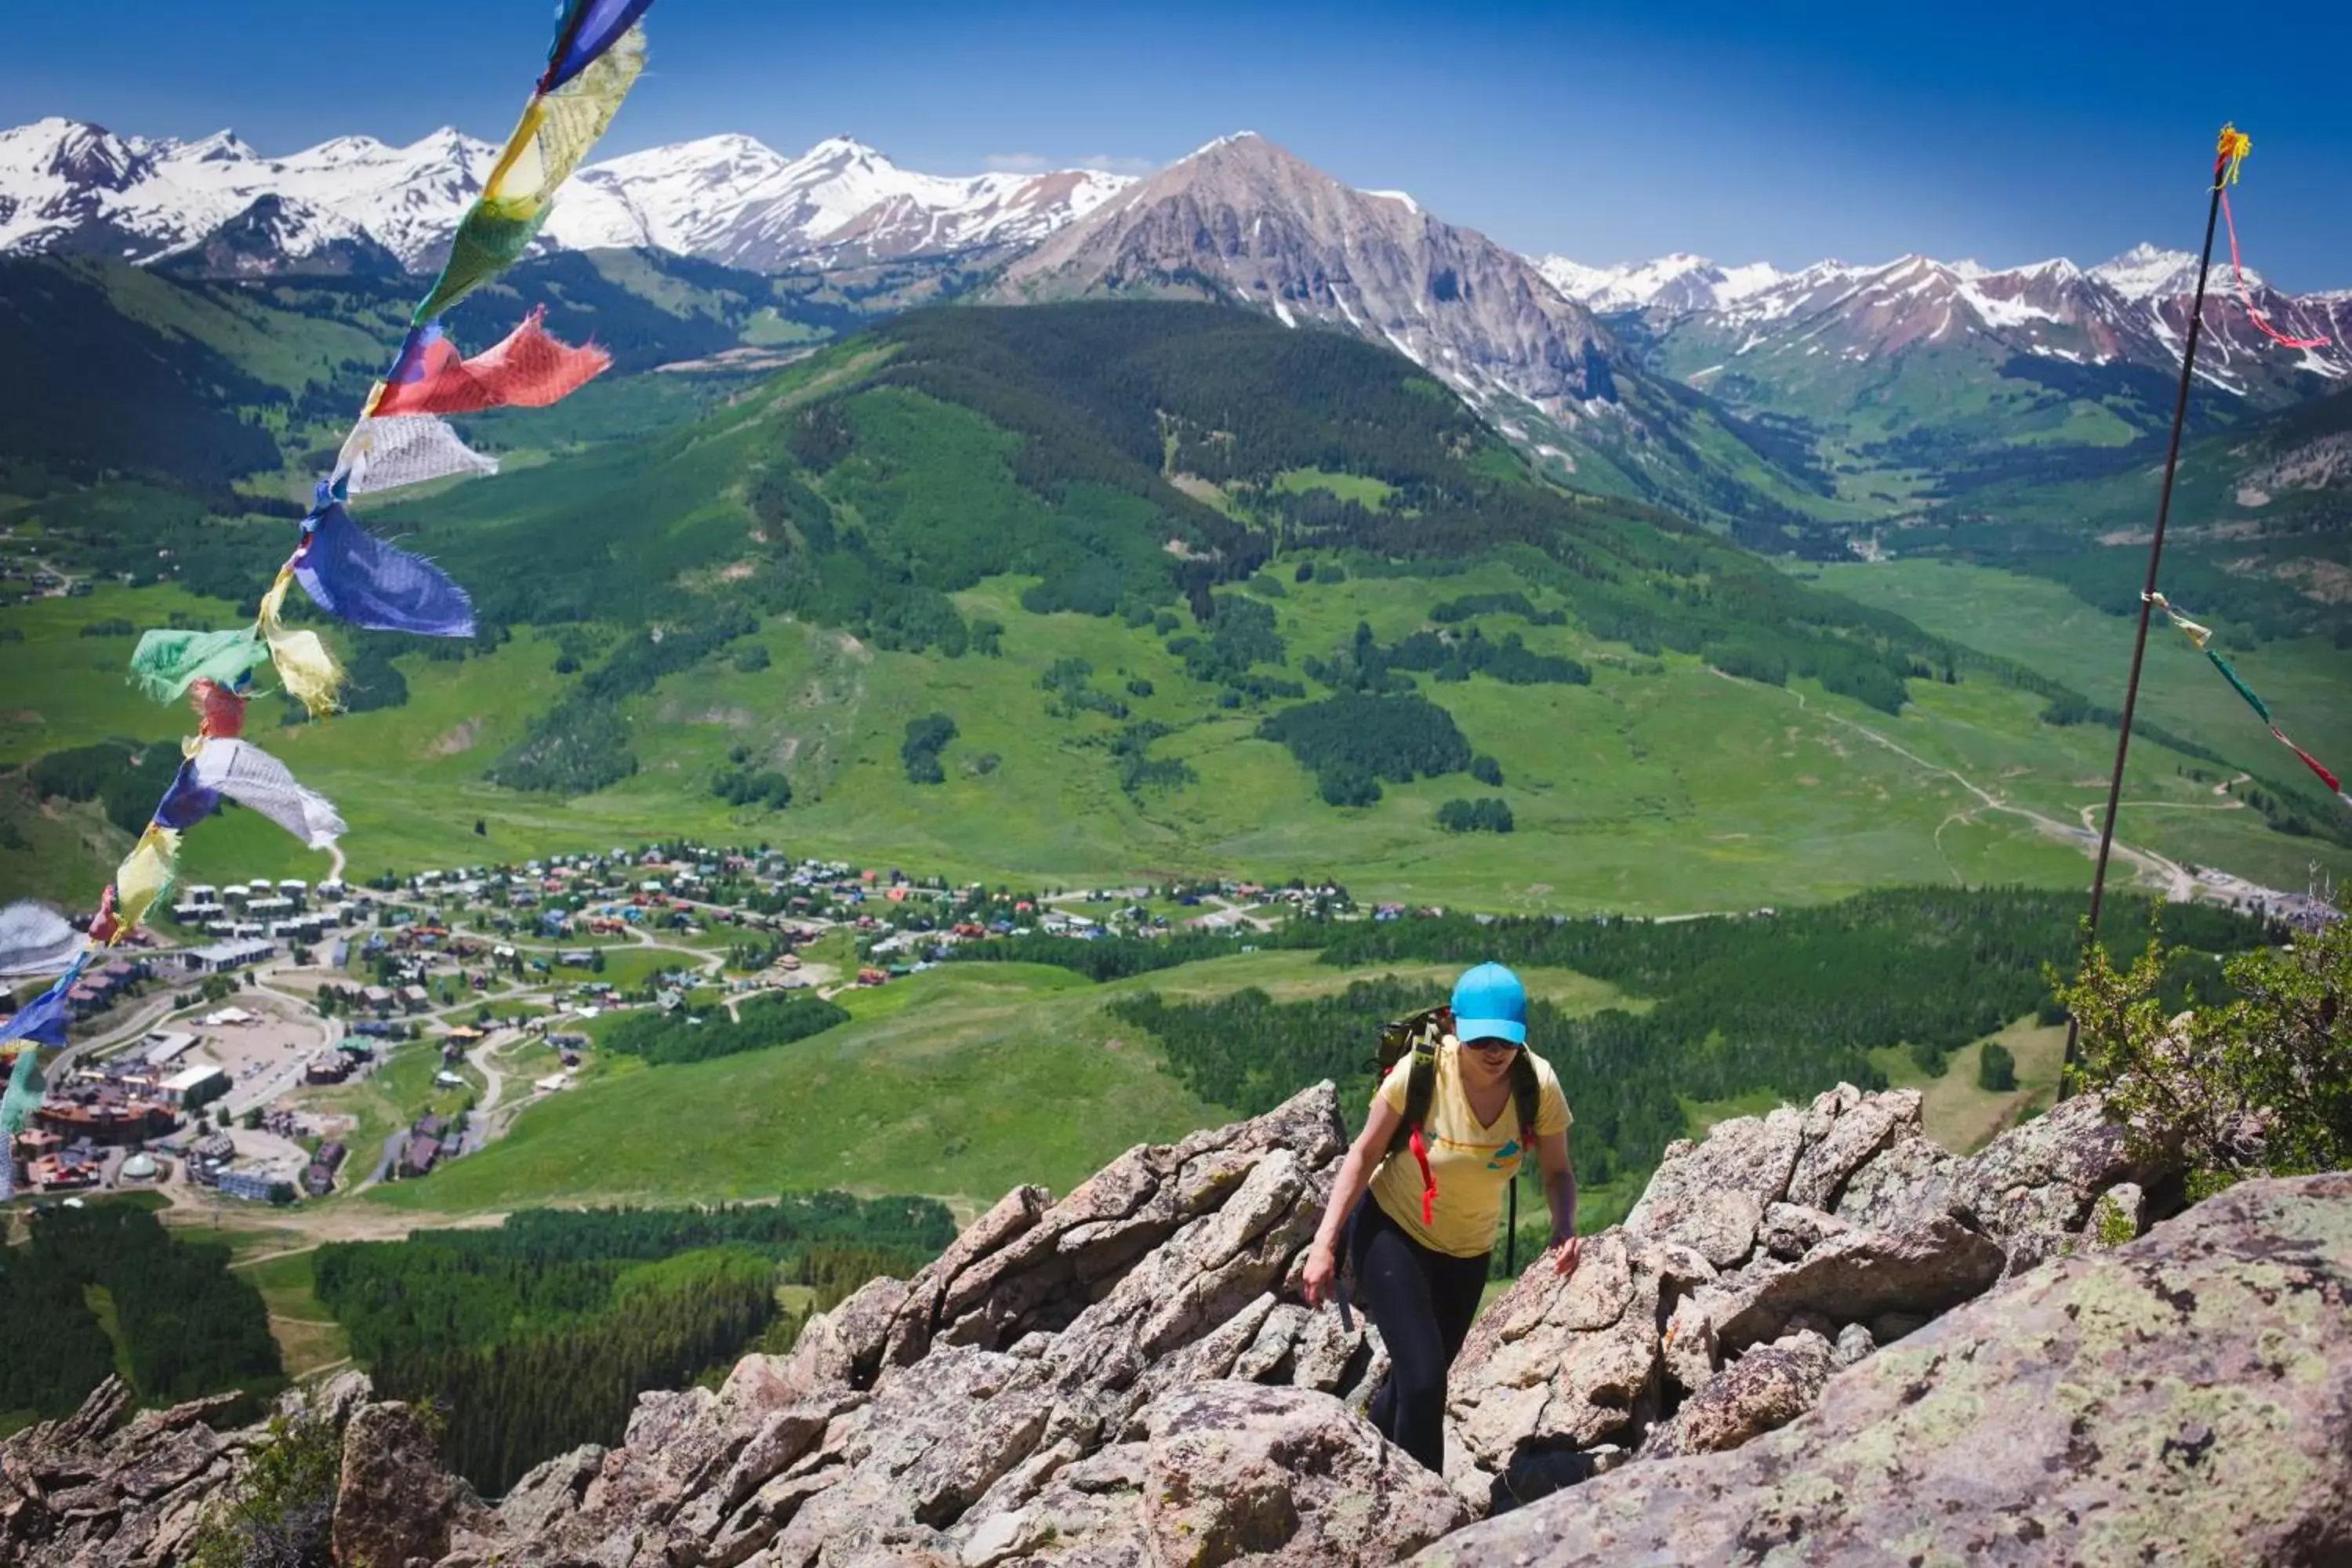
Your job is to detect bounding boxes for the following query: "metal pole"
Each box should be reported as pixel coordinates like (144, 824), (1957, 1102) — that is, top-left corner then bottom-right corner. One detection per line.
(2062, 136), (2234, 1092)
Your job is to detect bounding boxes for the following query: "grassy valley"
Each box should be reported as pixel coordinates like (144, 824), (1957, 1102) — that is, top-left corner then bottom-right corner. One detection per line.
(8, 297), (2347, 908)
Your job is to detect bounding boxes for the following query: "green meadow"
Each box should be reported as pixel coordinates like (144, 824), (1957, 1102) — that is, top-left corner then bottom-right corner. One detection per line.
(361, 951), (1637, 1217)
(1815, 559), (2352, 774)
(11, 543), (2347, 915)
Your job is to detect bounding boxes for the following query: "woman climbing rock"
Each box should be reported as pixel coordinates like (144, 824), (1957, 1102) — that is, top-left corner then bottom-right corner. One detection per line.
(1301, 961), (1579, 1472)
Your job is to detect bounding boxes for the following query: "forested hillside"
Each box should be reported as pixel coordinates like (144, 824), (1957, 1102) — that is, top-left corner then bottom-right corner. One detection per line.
(0, 1205), (282, 1430)
(328, 303), (1980, 786)
(311, 1193), (956, 1491)
(1102, 887), (2278, 1212)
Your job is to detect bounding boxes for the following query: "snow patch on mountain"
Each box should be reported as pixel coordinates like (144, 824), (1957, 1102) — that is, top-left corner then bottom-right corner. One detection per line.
(1536, 252), (1785, 313)
(2089, 243), (2217, 300)
(1, 117), (1133, 274)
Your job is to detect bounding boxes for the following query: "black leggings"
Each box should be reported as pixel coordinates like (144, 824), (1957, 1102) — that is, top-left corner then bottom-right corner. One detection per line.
(1348, 1196), (1490, 1472)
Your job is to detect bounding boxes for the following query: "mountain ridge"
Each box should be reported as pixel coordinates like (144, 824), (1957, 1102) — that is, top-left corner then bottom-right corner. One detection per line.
(1541, 245), (2350, 409)
(0, 117), (1133, 275)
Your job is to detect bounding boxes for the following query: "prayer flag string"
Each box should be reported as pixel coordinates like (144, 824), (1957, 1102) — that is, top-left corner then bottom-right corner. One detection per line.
(8, 3), (655, 1180)
(2147, 592), (2352, 810)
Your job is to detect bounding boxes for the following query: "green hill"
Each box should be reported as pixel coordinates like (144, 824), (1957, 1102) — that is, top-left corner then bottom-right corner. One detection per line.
(1904, 386), (2352, 645)
(6, 296), (2348, 908)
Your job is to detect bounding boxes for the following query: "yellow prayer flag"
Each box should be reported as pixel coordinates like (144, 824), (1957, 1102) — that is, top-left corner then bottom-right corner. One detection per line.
(259, 568), (347, 718)
(113, 824), (182, 933)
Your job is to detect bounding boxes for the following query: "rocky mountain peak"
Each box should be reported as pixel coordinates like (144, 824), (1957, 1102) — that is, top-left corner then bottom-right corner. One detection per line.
(153, 192), (405, 280)
(998, 132), (1621, 420)
(24, 118), (147, 191)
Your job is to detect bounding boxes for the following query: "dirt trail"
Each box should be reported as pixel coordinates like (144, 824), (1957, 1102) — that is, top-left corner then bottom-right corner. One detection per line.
(1716, 669), (2196, 902)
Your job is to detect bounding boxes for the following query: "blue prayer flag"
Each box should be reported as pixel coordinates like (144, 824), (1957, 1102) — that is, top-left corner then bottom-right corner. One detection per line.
(292, 503), (476, 639)
(540, 0), (656, 91)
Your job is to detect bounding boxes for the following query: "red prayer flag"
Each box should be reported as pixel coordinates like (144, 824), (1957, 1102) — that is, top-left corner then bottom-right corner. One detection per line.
(187, 679), (246, 739)
(370, 307), (611, 417)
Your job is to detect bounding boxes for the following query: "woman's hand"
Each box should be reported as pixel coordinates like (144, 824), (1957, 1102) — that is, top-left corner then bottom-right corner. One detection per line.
(1301, 1240), (1339, 1308)
(1551, 1233), (1581, 1278)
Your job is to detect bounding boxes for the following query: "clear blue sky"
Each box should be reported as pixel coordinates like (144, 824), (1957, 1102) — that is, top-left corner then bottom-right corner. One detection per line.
(9, 0), (2349, 289)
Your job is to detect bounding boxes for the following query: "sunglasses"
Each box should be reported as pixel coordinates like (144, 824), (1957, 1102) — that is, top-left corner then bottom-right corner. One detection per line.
(1464, 1036), (1522, 1054)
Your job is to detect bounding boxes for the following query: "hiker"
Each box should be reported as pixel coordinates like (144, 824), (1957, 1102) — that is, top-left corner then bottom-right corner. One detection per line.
(1301, 961), (1577, 1472)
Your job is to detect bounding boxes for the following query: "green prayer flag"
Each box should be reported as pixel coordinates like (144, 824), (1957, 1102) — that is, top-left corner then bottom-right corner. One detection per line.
(2205, 648), (2273, 725)
(128, 626), (270, 703)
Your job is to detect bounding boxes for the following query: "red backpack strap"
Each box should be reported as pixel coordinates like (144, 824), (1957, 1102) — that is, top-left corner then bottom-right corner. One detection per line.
(1409, 1124), (1436, 1225)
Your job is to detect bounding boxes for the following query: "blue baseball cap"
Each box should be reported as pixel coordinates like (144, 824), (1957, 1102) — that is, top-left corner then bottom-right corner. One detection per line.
(1450, 962), (1526, 1046)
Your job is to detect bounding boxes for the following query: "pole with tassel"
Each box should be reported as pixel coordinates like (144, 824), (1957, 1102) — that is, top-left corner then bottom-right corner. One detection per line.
(2060, 124), (2250, 1096)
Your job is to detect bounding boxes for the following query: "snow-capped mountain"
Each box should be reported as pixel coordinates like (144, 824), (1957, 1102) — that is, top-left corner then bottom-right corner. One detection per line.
(546, 134), (1131, 268)
(1534, 252), (1785, 314)
(151, 194), (404, 278)
(0, 116), (1131, 276)
(2087, 242), (2219, 302)
(1543, 246), (2349, 402)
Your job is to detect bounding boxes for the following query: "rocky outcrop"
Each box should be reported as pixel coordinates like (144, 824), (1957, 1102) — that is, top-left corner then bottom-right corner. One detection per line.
(0, 1381), (248, 1566)
(1410, 1171), (2352, 1566)
(333, 1401), (488, 1568)
(2, 1080), (2252, 1568)
(1439, 1082), (2168, 1503)
(433, 1082), (1388, 1567)
(1641, 1330), (1832, 1459)
(0, 1370), (376, 1568)
(1138, 1383), (1465, 1566)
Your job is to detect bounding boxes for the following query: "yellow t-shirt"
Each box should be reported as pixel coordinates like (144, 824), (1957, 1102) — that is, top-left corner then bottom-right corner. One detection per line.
(1368, 1040), (1571, 1258)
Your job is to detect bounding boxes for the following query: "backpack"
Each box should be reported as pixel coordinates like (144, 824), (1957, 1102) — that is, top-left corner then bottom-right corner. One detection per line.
(1375, 1004), (1539, 1224)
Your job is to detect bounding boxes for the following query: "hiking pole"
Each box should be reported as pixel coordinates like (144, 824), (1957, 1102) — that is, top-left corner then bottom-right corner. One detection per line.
(1505, 1169), (1519, 1275)
(2062, 125), (2242, 1096)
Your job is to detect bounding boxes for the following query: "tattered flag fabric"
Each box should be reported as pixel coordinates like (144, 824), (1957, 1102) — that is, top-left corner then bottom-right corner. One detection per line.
(151, 757), (223, 832)
(412, 26), (648, 321)
(188, 679), (248, 739)
(369, 309), (612, 418)
(0, 965), (78, 1052)
(0, 902), (84, 982)
(2270, 728), (2344, 795)
(292, 503), (476, 638)
(129, 625), (270, 703)
(2, 1031), (53, 1137)
(112, 824), (181, 934)
(541, 0), (656, 91)
(190, 739), (348, 850)
(333, 414), (499, 495)
(259, 569), (347, 717)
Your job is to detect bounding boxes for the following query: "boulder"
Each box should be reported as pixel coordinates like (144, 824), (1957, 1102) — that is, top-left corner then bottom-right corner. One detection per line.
(1407, 1172), (2352, 1567)
(1710, 1211), (2005, 1352)
(1140, 1382), (1468, 1566)
(1632, 1187), (1760, 1269)
(1658, 1296), (1718, 1399)
(1785, 1087), (1921, 1210)
(334, 1402), (487, 1568)
(1623, 1106), (1802, 1238)
(1828, 1132), (1957, 1231)
(1444, 1231), (1675, 1505)
(1642, 1330), (1832, 1458)
(1947, 1094), (2173, 1274)
(1757, 1201), (1848, 1261)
